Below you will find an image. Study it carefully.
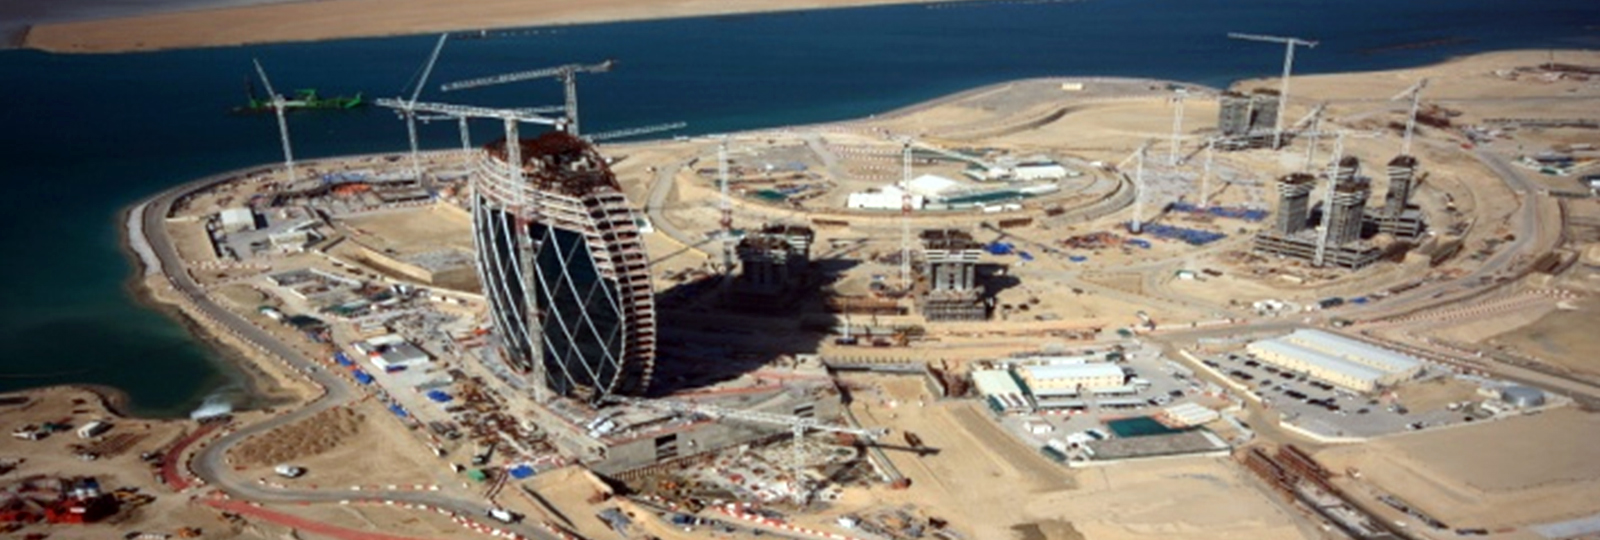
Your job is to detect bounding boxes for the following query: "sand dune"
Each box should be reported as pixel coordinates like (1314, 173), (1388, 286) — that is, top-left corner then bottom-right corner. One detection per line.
(25, 0), (944, 53)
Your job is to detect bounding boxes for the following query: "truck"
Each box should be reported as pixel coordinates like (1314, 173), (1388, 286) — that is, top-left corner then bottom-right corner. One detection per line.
(77, 421), (111, 439)
(274, 464), (306, 478)
(486, 507), (523, 523)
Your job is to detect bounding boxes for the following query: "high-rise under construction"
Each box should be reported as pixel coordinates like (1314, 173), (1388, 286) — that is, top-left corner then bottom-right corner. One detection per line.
(1218, 90), (1280, 147)
(733, 224), (814, 305)
(473, 131), (656, 401)
(919, 229), (988, 321)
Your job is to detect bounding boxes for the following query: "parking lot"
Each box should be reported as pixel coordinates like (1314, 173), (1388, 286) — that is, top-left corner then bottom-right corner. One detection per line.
(1198, 351), (1478, 438)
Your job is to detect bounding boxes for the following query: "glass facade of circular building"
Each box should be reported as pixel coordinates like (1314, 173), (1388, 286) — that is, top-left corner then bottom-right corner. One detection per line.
(472, 131), (656, 400)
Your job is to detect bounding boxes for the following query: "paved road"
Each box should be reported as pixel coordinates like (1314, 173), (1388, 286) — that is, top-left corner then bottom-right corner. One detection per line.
(137, 161), (560, 540)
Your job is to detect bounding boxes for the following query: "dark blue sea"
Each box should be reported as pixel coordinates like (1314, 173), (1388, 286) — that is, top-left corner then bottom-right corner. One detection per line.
(0, 0), (1595, 416)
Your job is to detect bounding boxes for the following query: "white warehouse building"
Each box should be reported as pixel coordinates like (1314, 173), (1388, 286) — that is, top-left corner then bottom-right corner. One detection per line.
(1245, 329), (1423, 393)
(1018, 363), (1127, 396)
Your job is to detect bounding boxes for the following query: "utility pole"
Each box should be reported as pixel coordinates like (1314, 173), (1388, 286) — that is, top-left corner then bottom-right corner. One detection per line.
(1228, 32), (1318, 150)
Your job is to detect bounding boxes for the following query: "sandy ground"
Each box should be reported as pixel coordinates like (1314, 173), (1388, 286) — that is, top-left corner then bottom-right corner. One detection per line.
(0, 387), (260, 539)
(1318, 408), (1600, 529)
(228, 400), (461, 492)
(342, 205), (474, 254)
(1489, 298), (1600, 378)
(837, 374), (1311, 540)
(25, 0), (949, 53)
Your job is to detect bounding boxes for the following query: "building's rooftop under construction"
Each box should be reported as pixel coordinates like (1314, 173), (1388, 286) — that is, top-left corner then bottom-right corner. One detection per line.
(919, 229), (989, 321)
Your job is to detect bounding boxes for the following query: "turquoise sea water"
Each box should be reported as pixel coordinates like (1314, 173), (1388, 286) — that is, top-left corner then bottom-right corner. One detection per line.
(0, 0), (1595, 416)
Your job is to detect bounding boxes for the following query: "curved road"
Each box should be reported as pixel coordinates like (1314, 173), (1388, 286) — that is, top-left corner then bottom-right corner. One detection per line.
(136, 161), (559, 540)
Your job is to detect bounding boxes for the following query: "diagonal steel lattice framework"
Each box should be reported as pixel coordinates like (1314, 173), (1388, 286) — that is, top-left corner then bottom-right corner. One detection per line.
(472, 131), (656, 401)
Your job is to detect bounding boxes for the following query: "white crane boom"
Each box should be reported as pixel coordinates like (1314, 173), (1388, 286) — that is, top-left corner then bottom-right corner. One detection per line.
(611, 396), (885, 437)
(403, 34), (449, 182)
(1228, 32), (1318, 150)
(908, 141), (991, 170)
(583, 121), (688, 142)
(374, 98), (563, 125)
(440, 60), (615, 91)
(1288, 101), (1327, 133)
(1390, 78), (1430, 156)
(252, 58), (296, 185)
(440, 59), (615, 136)
(408, 34), (448, 105)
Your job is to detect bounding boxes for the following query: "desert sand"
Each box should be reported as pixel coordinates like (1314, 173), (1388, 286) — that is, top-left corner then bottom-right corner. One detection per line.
(1318, 408), (1600, 530)
(26, 0), (947, 53)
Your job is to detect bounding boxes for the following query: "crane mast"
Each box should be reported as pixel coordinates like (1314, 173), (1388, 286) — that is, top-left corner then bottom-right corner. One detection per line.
(719, 138), (736, 278)
(1169, 90), (1186, 165)
(1391, 78), (1430, 156)
(1228, 32), (1318, 150)
(901, 140), (914, 293)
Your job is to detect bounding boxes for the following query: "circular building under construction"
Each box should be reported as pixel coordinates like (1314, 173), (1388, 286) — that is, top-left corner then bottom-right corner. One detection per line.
(472, 131), (656, 400)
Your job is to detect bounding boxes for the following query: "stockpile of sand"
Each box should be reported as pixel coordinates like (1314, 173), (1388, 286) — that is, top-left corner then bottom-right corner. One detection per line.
(232, 407), (364, 467)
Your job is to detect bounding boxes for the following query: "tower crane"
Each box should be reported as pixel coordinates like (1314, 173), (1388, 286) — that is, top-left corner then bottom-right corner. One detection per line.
(606, 396), (888, 504)
(1228, 32), (1318, 150)
(251, 59), (296, 184)
(1391, 78), (1430, 156)
(398, 34), (448, 182)
(1116, 141), (1154, 233)
(441, 59), (616, 136)
(1168, 89), (1187, 165)
(900, 138), (915, 294)
(1200, 137), (1216, 209)
(718, 137), (736, 279)
(418, 105), (568, 152)
(374, 98), (561, 204)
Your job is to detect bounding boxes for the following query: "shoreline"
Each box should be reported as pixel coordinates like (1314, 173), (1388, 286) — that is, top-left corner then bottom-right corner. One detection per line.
(23, 0), (956, 54)
(119, 203), (289, 411)
(110, 173), (310, 420)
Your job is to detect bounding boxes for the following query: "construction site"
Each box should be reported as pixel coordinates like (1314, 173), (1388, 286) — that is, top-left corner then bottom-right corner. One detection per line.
(54, 32), (1600, 540)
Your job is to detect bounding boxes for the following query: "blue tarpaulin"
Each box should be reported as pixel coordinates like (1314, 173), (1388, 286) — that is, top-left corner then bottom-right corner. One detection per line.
(509, 465), (535, 479)
(334, 352), (353, 366)
(353, 370), (374, 385)
(389, 404), (408, 418)
(1018, 251), (1035, 261)
(426, 390), (453, 403)
(1068, 255), (1088, 262)
(985, 242), (1015, 255)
